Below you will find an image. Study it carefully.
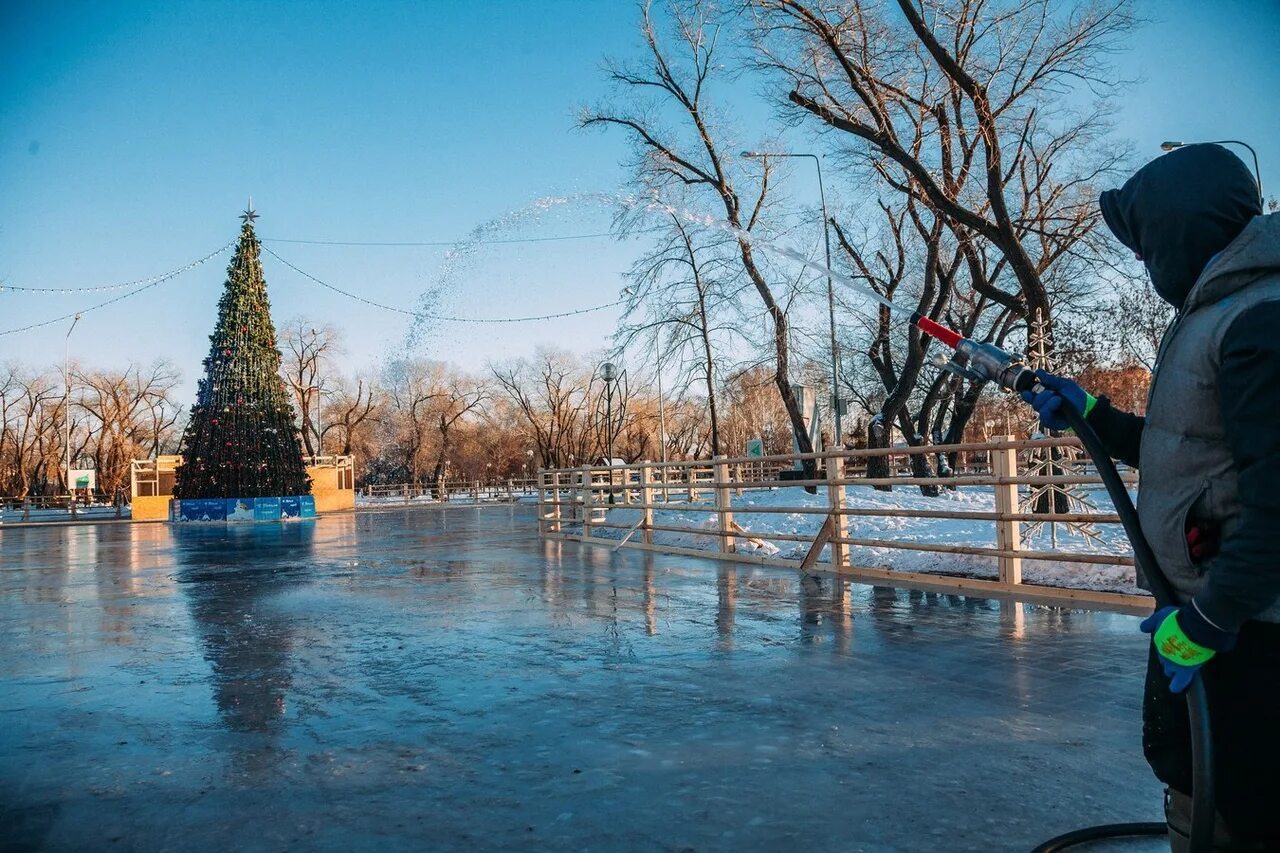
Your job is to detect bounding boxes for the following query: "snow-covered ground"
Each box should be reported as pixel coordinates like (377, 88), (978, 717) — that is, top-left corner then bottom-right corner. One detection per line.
(575, 484), (1140, 594)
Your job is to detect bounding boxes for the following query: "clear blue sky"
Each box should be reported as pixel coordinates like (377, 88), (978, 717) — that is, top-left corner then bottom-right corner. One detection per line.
(2, 0), (1278, 396)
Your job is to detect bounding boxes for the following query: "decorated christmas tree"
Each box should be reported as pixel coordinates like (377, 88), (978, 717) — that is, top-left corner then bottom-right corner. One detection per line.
(173, 206), (311, 499)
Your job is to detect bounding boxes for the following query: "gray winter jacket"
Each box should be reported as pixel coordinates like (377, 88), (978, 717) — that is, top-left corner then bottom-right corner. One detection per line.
(1137, 213), (1280, 625)
(1090, 143), (1280, 630)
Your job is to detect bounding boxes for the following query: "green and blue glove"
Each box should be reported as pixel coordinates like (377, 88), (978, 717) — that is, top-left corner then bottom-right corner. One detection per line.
(1139, 604), (1236, 693)
(1019, 370), (1097, 432)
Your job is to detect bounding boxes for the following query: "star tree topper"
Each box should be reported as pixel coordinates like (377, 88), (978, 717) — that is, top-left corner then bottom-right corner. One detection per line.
(240, 198), (258, 225)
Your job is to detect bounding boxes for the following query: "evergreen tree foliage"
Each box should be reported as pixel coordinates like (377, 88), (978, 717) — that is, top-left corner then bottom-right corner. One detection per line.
(173, 209), (311, 499)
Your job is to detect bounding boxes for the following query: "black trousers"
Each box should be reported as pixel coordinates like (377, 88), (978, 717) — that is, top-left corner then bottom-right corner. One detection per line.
(1143, 620), (1280, 843)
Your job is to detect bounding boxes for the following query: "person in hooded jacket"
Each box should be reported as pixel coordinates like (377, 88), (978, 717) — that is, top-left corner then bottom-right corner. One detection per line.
(1025, 143), (1279, 850)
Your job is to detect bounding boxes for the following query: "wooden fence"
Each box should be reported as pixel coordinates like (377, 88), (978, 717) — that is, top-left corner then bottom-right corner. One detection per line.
(362, 478), (538, 506)
(536, 436), (1150, 614)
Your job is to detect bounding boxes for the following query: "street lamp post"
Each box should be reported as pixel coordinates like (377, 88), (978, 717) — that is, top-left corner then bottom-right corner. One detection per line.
(1161, 140), (1264, 203)
(742, 150), (842, 446)
(654, 339), (667, 468)
(64, 313), (81, 509)
(600, 361), (618, 504)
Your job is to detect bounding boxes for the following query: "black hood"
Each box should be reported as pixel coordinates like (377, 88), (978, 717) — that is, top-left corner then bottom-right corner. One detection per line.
(1100, 143), (1261, 309)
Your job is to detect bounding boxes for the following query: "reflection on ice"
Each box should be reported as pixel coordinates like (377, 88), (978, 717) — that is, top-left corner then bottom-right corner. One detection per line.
(1, 507), (1161, 850)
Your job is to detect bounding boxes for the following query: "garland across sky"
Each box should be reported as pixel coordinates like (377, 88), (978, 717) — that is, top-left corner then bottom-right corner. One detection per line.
(1, 232), (627, 335)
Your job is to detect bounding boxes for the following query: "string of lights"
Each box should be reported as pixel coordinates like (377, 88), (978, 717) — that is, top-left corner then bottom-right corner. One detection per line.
(263, 246), (627, 323)
(0, 243), (235, 294)
(262, 231), (624, 247)
(0, 235), (629, 337)
(0, 244), (234, 337)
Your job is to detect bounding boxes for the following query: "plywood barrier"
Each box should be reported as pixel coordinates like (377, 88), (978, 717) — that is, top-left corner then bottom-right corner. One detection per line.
(307, 462), (355, 512)
(131, 495), (173, 521)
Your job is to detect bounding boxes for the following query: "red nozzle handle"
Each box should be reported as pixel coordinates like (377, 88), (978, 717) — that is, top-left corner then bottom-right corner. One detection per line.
(911, 312), (962, 349)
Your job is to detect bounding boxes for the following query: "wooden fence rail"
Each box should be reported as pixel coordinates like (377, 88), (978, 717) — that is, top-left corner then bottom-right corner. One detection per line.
(362, 478), (538, 505)
(536, 436), (1149, 614)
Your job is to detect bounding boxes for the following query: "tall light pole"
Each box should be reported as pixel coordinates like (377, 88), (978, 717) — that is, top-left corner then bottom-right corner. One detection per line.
(742, 150), (842, 445)
(64, 313), (81, 502)
(1161, 140), (1264, 203)
(315, 378), (327, 458)
(600, 361), (618, 504)
(310, 327), (324, 458)
(654, 340), (667, 469)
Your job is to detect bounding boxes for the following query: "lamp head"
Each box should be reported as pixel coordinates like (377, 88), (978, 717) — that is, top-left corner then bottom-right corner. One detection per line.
(1160, 141), (1184, 152)
(600, 361), (617, 382)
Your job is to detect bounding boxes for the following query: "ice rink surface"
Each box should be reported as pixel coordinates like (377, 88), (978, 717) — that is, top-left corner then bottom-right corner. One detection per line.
(1, 507), (1163, 851)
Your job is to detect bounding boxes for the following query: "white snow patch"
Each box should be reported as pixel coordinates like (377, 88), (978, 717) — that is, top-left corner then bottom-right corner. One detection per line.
(578, 484), (1139, 595)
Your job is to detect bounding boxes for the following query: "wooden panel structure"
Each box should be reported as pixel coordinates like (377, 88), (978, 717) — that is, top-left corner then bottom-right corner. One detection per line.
(129, 454), (356, 519)
(305, 457), (356, 513)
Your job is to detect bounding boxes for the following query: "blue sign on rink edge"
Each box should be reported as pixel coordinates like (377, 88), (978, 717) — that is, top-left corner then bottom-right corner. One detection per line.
(170, 495), (315, 523)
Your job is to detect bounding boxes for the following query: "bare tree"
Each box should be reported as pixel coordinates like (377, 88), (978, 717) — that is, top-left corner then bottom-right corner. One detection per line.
(280, 318), (341, 456)
(325, 373), (381, 457)
(381, 358), (443, 487)
(718, 365), (794, 457)
(0, 363), (65, 496)
(582, 0), (820, 467)
(755, 0), (1136, 347)
(492, 348), (595, 469)
(619, 207), (749, 456)
(74, 360), (182, 494)
(1105, 274), (1172, 371)
(428, 371), (487, 499)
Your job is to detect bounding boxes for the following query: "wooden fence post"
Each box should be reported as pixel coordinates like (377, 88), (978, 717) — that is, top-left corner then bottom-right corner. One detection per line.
(827, 452), (848, 570)
(640, 463), (654, 545)
(714, 456), (734, 553)
(537, 471), (546, 535)
(735, 463), (744, 497)
(550, 471), (562, 533)
(581, 465), (593, 539)
(993, 436), (1023, 586)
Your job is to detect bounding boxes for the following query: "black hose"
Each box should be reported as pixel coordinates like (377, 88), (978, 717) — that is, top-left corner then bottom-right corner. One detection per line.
(1027, 402), (1216, 852)
(1030, 822), (1167, 852)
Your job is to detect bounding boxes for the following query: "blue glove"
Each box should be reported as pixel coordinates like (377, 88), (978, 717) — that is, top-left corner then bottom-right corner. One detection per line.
(1139, 604), (1236, 693)
(1019, 369), (1096, 432)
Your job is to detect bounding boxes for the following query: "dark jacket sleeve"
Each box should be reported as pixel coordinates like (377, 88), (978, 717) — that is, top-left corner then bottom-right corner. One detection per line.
(1085, 395), (1145, 469)
(1195, 301), (1280, 631)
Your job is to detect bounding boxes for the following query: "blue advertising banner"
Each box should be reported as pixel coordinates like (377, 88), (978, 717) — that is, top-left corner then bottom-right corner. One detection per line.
(179, 498), (227, 521)
(225, 498), (257, 522)
(253, 497), (282, 521)
(170, 495), (314, 523)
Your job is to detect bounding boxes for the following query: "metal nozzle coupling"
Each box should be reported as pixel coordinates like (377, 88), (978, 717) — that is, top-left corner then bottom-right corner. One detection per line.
(955, 339), (1037, 393)
(913, 314), (1038, 393)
